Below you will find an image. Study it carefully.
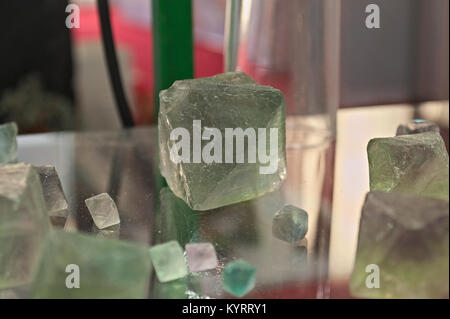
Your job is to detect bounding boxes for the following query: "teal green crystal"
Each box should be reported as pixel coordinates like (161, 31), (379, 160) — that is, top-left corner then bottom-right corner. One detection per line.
(222, 259), (256, 297)
(149, 240), (188, 283)
(0, 122), (18, 164)
(350, 191), (449, 299)
(158, 72), (287, 210)
(30, 230), (152, 298)
(0, 163), (50, 289)
(272, 205), (308, 243)
(368, 132), (449, 200)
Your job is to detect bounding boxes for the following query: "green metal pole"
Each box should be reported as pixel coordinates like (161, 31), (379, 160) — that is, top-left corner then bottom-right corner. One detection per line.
(152, 0), (194, 120)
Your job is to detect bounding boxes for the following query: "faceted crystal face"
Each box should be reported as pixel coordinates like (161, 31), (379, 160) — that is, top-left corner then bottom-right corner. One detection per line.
(149, 240), (188, 283)
(30, 230), (152, 299)
(158, 187), (199, 247)
(272, 205), (308, 243)
(185, 243), (218, 272)
(0, 164), (50, 289)
(222, 259), (256, 297)
(350, 191), (449, 299)
(35, 166), (69, 218)
(85, 193), (120, 229)
(0, 122), (18, 164)
(368, 132), (449, 200)
(396, 120), (440, 136)
(158, 72), (287, 210)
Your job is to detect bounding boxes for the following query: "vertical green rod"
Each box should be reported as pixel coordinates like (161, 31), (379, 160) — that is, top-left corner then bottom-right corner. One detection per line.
(152, 0), (193, 190)
(152, 0), (194, 120)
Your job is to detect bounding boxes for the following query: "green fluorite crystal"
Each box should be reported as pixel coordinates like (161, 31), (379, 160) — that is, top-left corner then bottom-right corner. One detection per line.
(158, 72), (287, 210)
(85, 193), (121, 229)
(30, 230), (152, 298)
(272, 205), (308, 243)
(368, 132), (449, 200)
(222, 259), (256, 297)
(149, 240), (188, 283)
(350, 191), (449, 299)
(0, 163), (50, 289)
(0, 122), (18, 164)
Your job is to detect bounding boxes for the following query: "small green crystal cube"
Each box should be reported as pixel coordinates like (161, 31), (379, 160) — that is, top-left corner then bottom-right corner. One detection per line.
(149, 240), (188, 283)
(0, 122), (18, 164)
(272, 205), (308, 243)
(222, 259), (256, 297)
(350, 191), (449, 299)
(30, 230), (152, 299)
(0, 164), (50, 289)
(368, 132), (449, 200)
(159, 72), (287, 210)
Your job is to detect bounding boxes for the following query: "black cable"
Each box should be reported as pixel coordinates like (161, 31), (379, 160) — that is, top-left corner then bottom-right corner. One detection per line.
(97, 0), (134, 128)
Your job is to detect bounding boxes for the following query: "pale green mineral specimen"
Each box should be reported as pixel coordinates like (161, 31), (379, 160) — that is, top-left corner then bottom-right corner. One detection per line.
(368, 132), (449, 200)
(272, 205), (308, 243)
(222, 259), (256, 297)
(0, 122), (18, 164)
(0, 163), (50, 289)
(350, 191), (449, 299)
(30, 230), (152, 298)
(159, 72), (287, 210)
(85, 193), (120, 229)
(149, 240), (188, 283)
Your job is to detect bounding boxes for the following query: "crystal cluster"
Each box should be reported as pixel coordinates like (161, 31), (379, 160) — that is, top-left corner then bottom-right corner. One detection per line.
(149, 240), (188, 283)
(350, 191), (449, 298)
(0, 122), (18, 164)
(85, 193), (120, 229)
(30, 230), (152, 298)
(0, 163), (50, 289)
(158, 72), (287, 210)
(222, 259), (256, 297)
(272, 205), (308, 243)
(35, 166), (69, 219)
(185, 243), (218, 272)
(367, 132), (449, 200)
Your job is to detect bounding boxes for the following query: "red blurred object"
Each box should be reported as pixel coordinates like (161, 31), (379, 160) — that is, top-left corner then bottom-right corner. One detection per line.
(72, 5), (223, 125)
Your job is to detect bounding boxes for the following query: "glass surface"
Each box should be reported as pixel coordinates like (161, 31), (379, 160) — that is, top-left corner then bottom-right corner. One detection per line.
(11, 102), (448, 299)
(228, 0), (341, 139)
(14, 119), (334, 299)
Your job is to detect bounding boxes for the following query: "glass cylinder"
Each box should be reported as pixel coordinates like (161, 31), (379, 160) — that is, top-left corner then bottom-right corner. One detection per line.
(226, 0), (341, 298)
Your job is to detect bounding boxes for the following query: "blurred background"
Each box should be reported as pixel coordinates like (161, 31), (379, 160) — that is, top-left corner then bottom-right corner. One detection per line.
(0, 0), (448, 133)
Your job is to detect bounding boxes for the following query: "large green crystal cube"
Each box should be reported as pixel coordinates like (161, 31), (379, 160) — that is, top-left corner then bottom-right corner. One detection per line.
(350, 191), (449, 299)
(30, 230), (152, 298)
(0, 122), (18, 164)
(0, 164), (50, 289)
(367, 132), (449, 200)
(159, 72), (287, 210)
